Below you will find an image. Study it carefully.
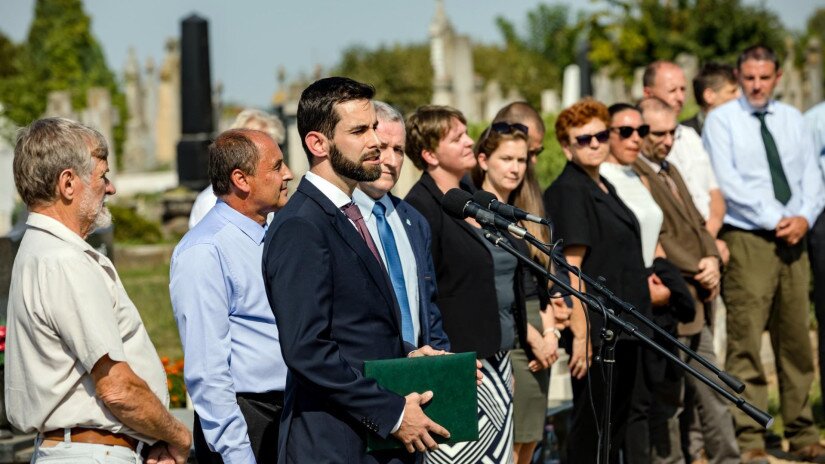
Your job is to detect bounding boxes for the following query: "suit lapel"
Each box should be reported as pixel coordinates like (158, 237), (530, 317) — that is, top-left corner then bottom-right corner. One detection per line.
(418, 173), (490, 250)
(298, 179), (402, 332)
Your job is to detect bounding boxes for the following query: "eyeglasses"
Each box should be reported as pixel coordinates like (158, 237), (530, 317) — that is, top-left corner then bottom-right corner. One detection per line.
(611, 125), (650, 139)
(573, 130), (610, 147)
(649, 128), (677, 138)
(528, 146), (545, 158)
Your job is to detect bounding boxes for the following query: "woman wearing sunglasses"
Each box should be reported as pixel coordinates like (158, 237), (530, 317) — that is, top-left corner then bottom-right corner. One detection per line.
(543, 98), (653, 463)
(405, 107), (531, 464)
(470, 122), (565, 464)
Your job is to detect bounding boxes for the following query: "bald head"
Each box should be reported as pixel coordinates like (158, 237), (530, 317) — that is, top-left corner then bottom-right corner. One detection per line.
(493, 101), (545, 163)
(643, 61), (687, 114)
(639, 97), (677, 162)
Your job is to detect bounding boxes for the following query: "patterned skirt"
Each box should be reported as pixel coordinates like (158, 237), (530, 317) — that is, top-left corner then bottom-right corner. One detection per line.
(426, 351), (514, 464)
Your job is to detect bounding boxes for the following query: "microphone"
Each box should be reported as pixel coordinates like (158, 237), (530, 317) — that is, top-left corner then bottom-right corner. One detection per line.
(473, 190), (551, 226)
(441, 188), (529, 239)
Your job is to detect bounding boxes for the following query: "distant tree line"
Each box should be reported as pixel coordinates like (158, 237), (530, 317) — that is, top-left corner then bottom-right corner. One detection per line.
(0, 0), (126, 152)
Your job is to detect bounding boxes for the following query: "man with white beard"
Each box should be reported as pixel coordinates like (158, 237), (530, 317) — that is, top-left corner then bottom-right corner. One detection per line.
(5, 118), (191, 464)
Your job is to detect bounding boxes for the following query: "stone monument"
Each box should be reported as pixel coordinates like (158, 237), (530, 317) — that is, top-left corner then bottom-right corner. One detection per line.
(155, 38), (181, 168)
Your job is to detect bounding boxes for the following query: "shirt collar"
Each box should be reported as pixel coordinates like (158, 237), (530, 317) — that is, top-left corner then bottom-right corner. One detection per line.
(305, 171), (352, 209)
(639, 153), (663, 173)
(352, 188), (394, 222)
(738, 94), (776, 115)
(26, 212), (97, 253)
(213, 200), (267, 244)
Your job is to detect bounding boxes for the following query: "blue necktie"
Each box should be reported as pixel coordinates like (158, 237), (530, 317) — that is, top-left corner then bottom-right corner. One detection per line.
(372, 201), (415, 345)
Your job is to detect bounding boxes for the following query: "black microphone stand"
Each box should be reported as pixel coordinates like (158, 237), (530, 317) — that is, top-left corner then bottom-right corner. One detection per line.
(478, 227), (772, 464)
(534, 237), (745, 394)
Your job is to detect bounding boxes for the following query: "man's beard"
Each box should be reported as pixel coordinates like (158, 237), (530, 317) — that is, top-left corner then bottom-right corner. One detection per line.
(329, 143), (381, 182)
(79, 187), (112, 233)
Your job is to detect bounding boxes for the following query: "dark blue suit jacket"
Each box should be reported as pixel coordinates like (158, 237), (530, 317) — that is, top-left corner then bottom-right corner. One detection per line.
(263, 178), (416, 464)
(389, 194), (450, 351)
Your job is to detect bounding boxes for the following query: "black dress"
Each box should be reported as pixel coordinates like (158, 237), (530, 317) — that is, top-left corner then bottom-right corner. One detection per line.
(543, 161), (652, 463)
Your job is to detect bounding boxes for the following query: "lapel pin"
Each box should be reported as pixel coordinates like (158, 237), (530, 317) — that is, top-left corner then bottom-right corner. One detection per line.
(406, 219), (411, 226)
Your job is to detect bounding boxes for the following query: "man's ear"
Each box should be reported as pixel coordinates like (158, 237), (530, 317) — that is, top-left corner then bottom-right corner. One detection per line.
(703, 88), (716, 108)
(305, 131), (329, 160)
(421, 148), (439, 168)
(229, 168), (252, 194)
(56, 168), (79, 200)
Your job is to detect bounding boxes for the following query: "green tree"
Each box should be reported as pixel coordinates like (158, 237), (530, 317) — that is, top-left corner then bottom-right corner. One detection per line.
(589, 0), (786, 82)
(334, 43), (432, 115)
(479, 4), (578, 107)
(0, 0), (126, 152)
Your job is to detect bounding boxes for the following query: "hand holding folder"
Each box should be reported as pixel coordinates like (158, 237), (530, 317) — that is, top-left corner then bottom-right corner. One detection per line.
(364, 351), (480, 452)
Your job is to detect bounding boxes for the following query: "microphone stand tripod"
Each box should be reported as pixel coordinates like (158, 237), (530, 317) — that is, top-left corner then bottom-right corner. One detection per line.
(479, 227), (772, 464)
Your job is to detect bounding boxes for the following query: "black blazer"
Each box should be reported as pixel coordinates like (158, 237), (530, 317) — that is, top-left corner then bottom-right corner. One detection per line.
(405, 172), (531, 360)
(543, 162), (653, 343)
(263, 178), (414, 464)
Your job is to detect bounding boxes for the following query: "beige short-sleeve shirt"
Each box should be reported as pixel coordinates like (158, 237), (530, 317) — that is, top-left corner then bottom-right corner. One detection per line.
(5, 213), (168, 443)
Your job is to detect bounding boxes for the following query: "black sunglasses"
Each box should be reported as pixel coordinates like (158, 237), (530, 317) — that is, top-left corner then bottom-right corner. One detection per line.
(573, 130), (610, 147)
(528, 146), (545, 158)
(611, 125), (650, 138)
(490, 122), (529, 135)
(649, 128), (677, 138)
(479, 122), (529, 148)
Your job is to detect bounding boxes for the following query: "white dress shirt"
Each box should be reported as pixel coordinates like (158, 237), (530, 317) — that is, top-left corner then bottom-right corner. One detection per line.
(353, 188), (421, 342)
(667, 124), (719, 220)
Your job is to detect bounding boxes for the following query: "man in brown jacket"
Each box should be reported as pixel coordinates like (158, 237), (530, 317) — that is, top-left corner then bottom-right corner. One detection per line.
(634, 97), (739, 464)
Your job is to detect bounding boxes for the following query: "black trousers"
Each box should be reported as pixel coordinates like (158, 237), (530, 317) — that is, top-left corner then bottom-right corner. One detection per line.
(566, 341), (640, 464)
(193, 391), (284, 464)
(811, 213), (825, 418)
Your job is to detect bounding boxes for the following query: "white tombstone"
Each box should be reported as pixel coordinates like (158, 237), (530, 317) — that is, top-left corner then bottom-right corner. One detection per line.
(541, 89), (561, 115)
(562, 64), (581, 108)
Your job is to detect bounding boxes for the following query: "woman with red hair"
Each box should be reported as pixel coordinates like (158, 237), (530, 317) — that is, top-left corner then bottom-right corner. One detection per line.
(543, 98), (653, 463)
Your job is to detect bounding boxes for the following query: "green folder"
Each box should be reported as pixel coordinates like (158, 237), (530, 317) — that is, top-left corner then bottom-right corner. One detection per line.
(363, 351), (479, 451)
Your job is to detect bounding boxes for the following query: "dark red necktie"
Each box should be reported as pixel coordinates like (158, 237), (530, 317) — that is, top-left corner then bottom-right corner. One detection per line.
(341, 202), (383, 265)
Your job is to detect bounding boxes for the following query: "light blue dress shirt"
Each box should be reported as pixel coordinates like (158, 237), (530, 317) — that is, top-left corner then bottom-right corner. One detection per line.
(352, 189), (421, 342)
(170, 200), (287, 464)
(804, 101), (825, 179)
(703, 96), (825, 230)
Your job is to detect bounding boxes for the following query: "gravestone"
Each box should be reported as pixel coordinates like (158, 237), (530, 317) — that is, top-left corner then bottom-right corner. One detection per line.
(43, 91), (76, 119)
(562, 64), (581, 108)
(123, 49), (152, 172)
(82, 88), (118, 175)
(541, 89), (561, 115)
(155, 39), (181, 167)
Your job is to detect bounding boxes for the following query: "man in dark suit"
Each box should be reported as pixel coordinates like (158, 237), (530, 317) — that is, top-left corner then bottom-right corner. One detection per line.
(262, 77), (450, 463)
(633, 97), (738, 463)
(353, 101), (450, 351)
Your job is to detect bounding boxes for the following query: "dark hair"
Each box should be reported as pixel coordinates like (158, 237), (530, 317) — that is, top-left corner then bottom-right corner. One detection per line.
(470, 123), (529, 188)
(209, 129), (260, 196)
(297, 77), (375, 163)
(608, 102), (639, 119)
(405, 105), (467, 171)
(493, 101), (546, 134)
(693, 62), (736, 107)
(737, 44), (780, 70)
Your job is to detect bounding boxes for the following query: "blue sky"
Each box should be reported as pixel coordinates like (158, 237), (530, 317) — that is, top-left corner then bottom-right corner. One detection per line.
(0, 0), (821, 107)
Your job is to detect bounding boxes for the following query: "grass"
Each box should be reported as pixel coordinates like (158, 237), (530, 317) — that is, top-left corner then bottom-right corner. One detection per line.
(119, 256), (182, 360)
